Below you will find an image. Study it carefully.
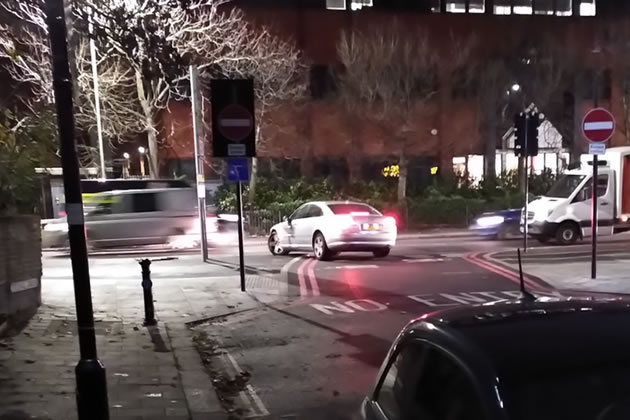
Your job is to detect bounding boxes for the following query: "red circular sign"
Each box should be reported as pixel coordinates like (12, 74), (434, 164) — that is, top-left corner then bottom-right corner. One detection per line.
(218, 105), (254, 142)
(582, 108), (615, 143)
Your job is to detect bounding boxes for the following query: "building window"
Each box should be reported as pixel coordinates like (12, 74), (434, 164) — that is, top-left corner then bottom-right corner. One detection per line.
(446, 1), (465, 13)
(534, 0), (554, 14)
(326, 0), (373, 10)
(513, 0), (533, 14)
(580, 0), (596, 16)
(469, 0), (485, 13)
(494, 0), (512, 14)
(556, 0), (572, 15)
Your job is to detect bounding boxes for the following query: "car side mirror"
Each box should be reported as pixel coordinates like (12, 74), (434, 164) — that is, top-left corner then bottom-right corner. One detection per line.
(283, 215), (291, 225)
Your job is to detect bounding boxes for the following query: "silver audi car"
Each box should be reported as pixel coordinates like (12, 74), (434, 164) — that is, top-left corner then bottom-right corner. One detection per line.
(267, 201), (397, 260)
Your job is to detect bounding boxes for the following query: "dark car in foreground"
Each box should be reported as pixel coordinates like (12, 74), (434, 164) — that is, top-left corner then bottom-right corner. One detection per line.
(361, 297), (630, 420)
(469, 208), (522, 239)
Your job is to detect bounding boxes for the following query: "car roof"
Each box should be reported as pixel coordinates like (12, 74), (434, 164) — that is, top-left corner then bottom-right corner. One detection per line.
(311, 201), (373, 206)
(403, 297), (630, 378)
(94, 187), (194, 196)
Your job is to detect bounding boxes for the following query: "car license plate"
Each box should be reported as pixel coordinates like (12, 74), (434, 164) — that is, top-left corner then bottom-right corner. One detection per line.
(362, 223), (381, 231)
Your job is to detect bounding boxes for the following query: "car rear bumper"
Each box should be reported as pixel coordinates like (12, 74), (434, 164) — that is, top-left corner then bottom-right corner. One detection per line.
(42, 231), (67, 248)
(327, 231), (396, 250)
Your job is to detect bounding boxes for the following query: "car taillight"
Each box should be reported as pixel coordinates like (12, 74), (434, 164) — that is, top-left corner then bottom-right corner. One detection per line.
(384, 216), (397, 227)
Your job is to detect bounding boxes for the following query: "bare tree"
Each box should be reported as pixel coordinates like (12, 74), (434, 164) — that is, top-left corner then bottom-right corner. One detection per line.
(337, 24), (438, 204)
(173, 5), (307, 199)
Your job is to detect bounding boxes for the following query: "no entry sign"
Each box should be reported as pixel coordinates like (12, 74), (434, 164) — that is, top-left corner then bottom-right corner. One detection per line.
(211, 79), (256, 158)
(218, 105), (254, 142)
(583, 108), (615, 143)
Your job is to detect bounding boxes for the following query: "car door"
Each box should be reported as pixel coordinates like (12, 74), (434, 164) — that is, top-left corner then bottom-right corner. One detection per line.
(295, 204), (324, 247)
(365, 341), (488, 420)
(572, 174), (615, 237)
(287, 204), (309, 248)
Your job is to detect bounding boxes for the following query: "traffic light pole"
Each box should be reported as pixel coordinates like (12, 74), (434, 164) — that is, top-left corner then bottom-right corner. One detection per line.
(45, 0), (109, 418)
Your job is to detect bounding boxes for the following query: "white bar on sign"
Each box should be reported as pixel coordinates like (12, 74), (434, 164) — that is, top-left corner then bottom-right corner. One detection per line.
(220, 118), (250, 127)
(584, 121), (614, 130)
(228, 144), (246, 156)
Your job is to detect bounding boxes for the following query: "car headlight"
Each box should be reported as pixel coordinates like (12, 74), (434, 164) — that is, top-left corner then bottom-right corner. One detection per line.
(44, 223), (68, 232)
(476, 216), (504, 227)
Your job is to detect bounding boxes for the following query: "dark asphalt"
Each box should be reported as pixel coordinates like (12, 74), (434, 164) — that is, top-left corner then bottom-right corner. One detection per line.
(43, 233), (630, 419)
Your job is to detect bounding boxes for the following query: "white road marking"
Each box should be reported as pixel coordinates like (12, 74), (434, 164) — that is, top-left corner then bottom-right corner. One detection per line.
(280, 256), (303, 297)
(402, 258), (444, 263)
(325, 264), (379, 270)
(224, 351), (270, 417)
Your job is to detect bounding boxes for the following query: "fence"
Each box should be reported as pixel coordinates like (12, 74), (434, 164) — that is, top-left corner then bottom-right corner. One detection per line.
(246, 210), (285, 237)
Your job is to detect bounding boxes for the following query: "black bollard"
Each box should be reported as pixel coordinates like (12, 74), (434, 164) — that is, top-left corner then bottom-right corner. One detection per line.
(139, 259), (157, 326)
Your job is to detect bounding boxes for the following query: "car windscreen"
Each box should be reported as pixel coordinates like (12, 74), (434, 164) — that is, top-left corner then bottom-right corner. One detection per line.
(502, 363), (630, 420)
(327, 204), (380, 215)
(546, 174), (586, 198)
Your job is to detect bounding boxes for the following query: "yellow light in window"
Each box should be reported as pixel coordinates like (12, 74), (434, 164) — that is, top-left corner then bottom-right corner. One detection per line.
(430, 166), (439, 175)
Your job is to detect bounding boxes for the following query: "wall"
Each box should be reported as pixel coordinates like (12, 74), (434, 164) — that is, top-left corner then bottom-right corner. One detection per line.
(0, 216), (42, 335)
(159, 7), (630, 177)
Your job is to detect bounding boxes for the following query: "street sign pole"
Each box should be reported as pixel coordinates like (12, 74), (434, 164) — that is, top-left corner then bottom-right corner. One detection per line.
(523, 112), (529, 253)
(591, 72), (600, 280)
(45, 0), (109, 418)
(236, 180), (246, 292)
(190, 66), (208, 261)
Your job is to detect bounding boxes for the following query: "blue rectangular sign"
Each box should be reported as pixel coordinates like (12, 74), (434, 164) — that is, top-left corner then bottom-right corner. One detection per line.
(227, 158), (249, 182)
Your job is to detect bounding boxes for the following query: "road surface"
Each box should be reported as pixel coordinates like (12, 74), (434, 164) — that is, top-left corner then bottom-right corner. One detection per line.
(42, 234), (630, 419)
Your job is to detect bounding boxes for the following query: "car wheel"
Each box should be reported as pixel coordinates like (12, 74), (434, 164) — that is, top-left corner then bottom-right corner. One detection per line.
(373, 247), (390, 258)
(268, 231), (289, 256)
(313, 232), (332, 261)
(555, 222), (579, 245)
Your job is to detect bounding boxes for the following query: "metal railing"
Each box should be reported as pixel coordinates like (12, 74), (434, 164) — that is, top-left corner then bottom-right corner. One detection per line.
(246, 210), (284, 237)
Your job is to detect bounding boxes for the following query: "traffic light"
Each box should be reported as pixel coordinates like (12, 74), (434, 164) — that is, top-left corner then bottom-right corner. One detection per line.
(527, 111), (541, 157)
(514, 112), (526, 157)
(513, 111), (542, 157)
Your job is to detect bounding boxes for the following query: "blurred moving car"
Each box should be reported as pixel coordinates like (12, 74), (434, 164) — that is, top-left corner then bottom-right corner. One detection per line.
(267, 201), (397, 260)
(469, 209), (521, 239)
(361, 296), (630, 420)
(43, 188), (217, 248)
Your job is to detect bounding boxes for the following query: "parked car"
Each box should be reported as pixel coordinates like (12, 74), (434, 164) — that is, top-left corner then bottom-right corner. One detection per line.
(361, 296), (630, 420)
(268, 201), (397, 260)
(469, 209), (521, 240)
(42, 188), (216, 248)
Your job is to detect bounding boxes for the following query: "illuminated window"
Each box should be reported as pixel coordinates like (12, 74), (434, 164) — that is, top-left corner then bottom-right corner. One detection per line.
(446, 1), (466, 13)
(494, 0), (512, 15)
(534, 0), (554, 15)
(325, 0), (373, 10)
(469, 0), (485, 13)
(556, 0), (572, 16)
(580, 0), (596, 16)
(513, 0), (533, 14)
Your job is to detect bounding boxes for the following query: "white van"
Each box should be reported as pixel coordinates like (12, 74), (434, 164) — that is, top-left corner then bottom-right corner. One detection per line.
(43, 188), (216, 248)
(524, 146), (630, 244)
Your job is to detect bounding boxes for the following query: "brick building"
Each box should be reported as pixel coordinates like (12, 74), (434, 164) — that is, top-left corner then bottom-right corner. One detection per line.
(157, 0), (630, 182)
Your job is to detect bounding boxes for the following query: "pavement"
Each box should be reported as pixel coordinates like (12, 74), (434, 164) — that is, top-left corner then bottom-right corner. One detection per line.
(486, 232), (630, 294)
(2, 232), (630, 419)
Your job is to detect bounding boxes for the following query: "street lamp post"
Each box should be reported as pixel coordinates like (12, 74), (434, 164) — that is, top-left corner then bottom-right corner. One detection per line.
(123, 152), (130, 178)
(138, 146), (146, 177)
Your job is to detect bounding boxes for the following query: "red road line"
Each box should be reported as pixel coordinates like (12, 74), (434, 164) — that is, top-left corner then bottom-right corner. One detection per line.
(296, 257), (310, 299)
(306, 259), (320, 297)
(464, 252), (550, 292)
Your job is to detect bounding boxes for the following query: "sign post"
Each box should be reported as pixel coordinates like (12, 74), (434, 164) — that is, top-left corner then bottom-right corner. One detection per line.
(211, 80), (256, 291)
(227, 159), (249, 292)
(45, 0), (109, 418)
(582, 107), (615, 279)
(190, 66), (208, 261)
